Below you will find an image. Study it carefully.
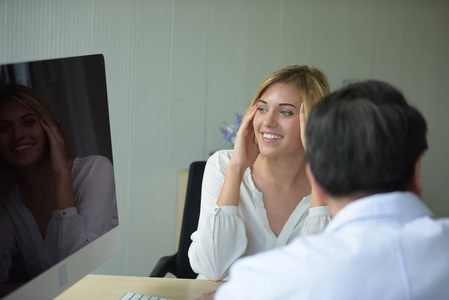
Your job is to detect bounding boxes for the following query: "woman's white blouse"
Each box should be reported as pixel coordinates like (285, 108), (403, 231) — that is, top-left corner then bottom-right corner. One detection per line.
(188, 150), (331, 281)
(0, 155), (118, 283)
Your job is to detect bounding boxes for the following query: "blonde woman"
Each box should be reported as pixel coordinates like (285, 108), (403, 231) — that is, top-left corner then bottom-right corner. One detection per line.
(189, 65), (332, 281)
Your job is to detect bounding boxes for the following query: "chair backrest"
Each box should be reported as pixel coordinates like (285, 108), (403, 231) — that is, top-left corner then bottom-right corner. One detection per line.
(175, 161), (206, 278)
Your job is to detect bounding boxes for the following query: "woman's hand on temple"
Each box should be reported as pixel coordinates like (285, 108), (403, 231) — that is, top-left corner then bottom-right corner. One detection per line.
(40, 118), (70, 175)
(229, 105), (259, 172)
(216, 106), (259, 207)
(40, 118), (76, 210)
(300, 103), (324, 208)
(300, 103), (307, 151)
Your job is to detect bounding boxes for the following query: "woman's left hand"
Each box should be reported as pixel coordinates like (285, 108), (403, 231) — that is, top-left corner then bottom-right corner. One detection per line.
(40, 118), (71, 175)
(299, 103), (307, 151)
(40, 118), (75, 209)
(300, 103), (325, 208)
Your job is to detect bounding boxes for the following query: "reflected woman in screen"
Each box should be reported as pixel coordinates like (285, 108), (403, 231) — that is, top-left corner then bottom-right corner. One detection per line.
(0, 85), (118, 283)
(189, 65), (332, 281)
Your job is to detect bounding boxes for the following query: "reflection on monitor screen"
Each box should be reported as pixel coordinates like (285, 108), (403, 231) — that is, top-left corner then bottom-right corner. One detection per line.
(0, 54), (119, 299)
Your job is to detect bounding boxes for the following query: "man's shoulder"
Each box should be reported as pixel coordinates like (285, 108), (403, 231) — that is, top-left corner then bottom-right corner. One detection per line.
(231, 234), (333, 276)
(218, 235), (335, 299)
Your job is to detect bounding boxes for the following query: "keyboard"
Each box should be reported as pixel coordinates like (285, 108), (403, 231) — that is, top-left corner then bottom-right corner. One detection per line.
(120, 292), (173, 300)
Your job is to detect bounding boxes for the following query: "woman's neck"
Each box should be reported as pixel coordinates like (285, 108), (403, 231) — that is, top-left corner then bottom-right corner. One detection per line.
(252, 154), (308, 190)
(18, 157), (55, 193)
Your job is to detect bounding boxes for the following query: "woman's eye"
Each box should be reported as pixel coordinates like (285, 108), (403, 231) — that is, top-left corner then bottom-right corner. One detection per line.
(257, 107), (267, 112)
(23, 119), (37, 127)
(280, 110), (293, 116)
(0, 126), (11, 132)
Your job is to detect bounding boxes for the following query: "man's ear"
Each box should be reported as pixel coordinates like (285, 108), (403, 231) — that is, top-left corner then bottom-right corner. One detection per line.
(409, 155), (423, 197)
(306, 164), (328, 205)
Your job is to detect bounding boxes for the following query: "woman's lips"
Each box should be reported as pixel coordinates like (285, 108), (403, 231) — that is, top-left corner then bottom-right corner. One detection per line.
(12, 144), (33, 152)
(261, 132), (284, 142)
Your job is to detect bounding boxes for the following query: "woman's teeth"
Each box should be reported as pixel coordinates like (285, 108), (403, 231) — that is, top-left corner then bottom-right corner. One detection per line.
(13, 144), (32, 151)
(263, 133), (283, 140)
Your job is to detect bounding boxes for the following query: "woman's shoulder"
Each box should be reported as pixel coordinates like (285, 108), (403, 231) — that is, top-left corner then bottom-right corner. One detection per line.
(209, 149), (233, 163)
(207, 150), (233, 171)
(204, 150), (232, 177)
(72, 155), (113, 174)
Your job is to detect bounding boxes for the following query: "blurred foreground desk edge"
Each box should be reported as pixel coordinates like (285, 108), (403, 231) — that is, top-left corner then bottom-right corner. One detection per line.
(56, 274), (223, 300)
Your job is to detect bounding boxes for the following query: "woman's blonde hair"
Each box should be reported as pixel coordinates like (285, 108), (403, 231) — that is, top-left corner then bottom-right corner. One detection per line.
(248, 65), (330, 120)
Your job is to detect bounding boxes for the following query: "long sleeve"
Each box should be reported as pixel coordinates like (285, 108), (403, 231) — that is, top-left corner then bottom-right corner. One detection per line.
(44, 208), (86, 264)
(45, 156), (118, 263)
(300, 206), (332, 235)
(0, 156), (118, 281)
(0, 205), (18, 283)
(188, 151), (248, 281)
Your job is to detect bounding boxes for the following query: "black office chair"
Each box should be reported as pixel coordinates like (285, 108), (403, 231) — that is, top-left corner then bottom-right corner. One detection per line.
(150, 161), (206, 279)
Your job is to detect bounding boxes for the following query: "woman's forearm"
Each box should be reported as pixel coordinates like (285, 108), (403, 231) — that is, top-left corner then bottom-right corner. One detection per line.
(53, 171), (76, 210)
(216, 164), (246, 207)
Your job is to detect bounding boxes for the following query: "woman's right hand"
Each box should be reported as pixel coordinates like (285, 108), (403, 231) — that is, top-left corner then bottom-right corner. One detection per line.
(228, 105), (259, 172)
(216, 106), (259, 207)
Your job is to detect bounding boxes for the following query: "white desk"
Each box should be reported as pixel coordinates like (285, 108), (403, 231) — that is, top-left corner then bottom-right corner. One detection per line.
(56, 275), (223, 300)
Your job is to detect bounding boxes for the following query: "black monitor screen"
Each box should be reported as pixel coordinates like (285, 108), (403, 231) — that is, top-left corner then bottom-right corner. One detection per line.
(0, 54), (119, 299)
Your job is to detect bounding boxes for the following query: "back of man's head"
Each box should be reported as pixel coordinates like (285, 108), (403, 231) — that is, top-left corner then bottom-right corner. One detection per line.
(305, 80), (428, 197)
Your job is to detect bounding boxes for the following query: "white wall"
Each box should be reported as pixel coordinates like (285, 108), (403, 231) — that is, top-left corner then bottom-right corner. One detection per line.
(1, 0), (448, 277)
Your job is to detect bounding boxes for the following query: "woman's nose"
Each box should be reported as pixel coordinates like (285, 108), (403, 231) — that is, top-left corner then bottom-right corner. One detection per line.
(13, 126), (24, 139)
(263, 112), (277, 127)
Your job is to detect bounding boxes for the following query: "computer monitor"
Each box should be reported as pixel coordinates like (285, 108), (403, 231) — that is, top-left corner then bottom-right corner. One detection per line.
(0, 54), (120, 299)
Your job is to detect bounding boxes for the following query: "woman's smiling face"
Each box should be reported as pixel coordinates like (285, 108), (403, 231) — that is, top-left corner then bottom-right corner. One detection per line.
(0, 100), (47, 169)
(253, 82), (304, 158)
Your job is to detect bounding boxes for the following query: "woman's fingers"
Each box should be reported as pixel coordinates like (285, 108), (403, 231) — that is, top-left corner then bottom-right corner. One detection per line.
(41, 118), (63, 141)
(40, 118), (69, 172)
(239, 105), (257, 131)
(234, 106), (255, 143)
(300, 103), (306, 151)
(230, 105), (259, 169)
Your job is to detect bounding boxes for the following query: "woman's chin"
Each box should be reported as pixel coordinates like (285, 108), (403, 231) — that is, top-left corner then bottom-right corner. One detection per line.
(258, 146), (304, 160)
(257, 146), (281, 157)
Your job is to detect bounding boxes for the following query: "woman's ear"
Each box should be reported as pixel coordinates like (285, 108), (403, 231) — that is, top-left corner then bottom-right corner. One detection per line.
(409, 154), (423, 197)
